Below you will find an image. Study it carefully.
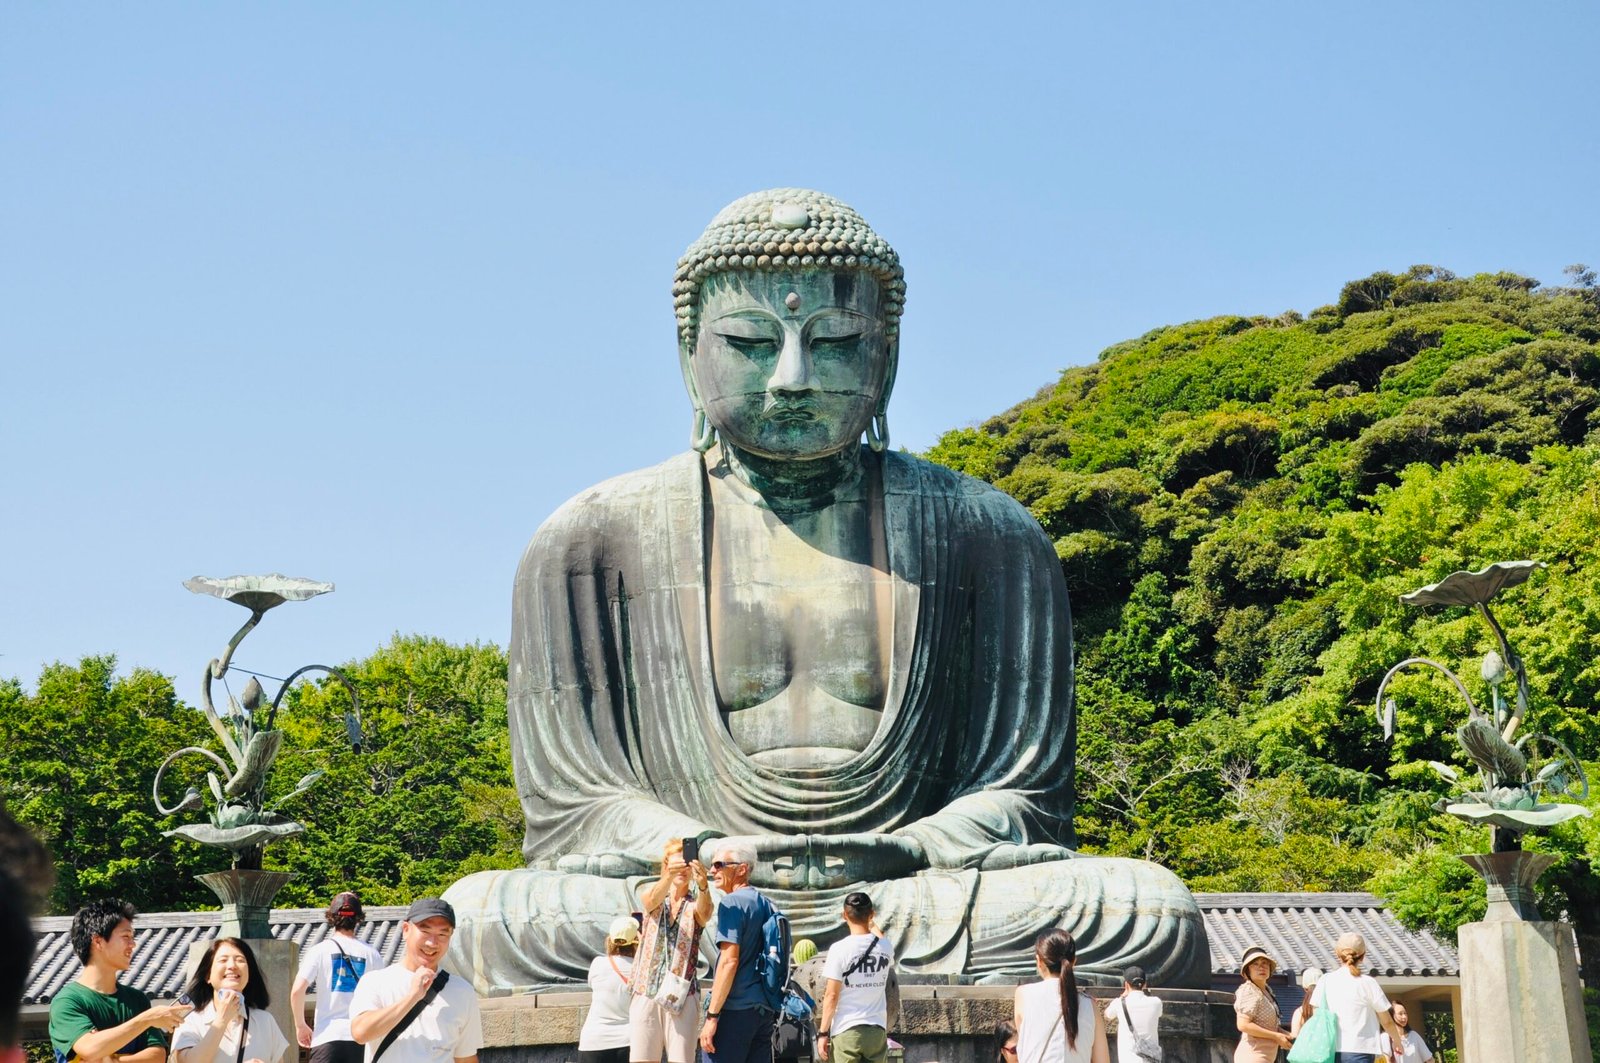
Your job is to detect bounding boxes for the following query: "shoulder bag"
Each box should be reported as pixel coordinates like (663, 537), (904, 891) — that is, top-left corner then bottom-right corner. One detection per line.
(1116, 999), (1161, 1063)
(1285, 983), (1337, 1063)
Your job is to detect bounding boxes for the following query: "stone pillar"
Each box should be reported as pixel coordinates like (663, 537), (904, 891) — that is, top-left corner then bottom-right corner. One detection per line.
(1455, 852), (1591, 1062)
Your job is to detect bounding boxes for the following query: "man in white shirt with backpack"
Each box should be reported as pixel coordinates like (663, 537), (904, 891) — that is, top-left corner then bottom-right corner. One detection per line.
(1105, 965), (1162, 1063)
(815, 893), (893, 1063)
(292, 892), (387, 1063)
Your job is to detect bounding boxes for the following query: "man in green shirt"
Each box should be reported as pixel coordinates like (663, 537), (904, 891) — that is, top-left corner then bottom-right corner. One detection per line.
(48, 900), (190, 1063)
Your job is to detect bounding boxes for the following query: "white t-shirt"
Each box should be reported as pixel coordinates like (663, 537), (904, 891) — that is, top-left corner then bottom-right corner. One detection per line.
(1316, 968), (1391, 1055)
(1397, 1028), (1433, 1062)
(578, 954), (634, 1051)
(1105, 991), (1162, 1063)
(822, 934), (894, 1035)
(297, 934), (387, 1045)
(173, 1004), (290, 1063)
(348, 965), (483, 1063)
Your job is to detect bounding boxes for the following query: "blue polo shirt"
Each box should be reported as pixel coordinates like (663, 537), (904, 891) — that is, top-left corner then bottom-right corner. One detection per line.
(712, 885), (773, 1011)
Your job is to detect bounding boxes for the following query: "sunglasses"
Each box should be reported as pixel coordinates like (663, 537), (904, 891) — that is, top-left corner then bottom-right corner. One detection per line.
(1001, 1047), (1017, 1056)
(709, 860), (748, 871)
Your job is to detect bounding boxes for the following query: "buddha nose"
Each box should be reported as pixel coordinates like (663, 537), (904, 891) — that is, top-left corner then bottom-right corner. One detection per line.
(768, 327), (817, 398)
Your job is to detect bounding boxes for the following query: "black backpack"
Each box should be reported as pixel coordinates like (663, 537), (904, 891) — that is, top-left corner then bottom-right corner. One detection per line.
(770, 978), (814, 1060)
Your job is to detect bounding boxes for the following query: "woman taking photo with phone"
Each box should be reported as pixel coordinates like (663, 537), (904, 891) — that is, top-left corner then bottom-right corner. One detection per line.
(629, 838), (712, 1063)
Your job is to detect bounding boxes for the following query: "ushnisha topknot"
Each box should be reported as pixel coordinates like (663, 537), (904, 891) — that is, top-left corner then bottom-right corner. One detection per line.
(674, 188), (907, 351)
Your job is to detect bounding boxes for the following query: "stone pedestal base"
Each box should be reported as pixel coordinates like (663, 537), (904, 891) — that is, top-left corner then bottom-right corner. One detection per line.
(1458, 919), (1590, 1063)
(187, 937), (300, 1054)
(472, 987), (1238, 1063)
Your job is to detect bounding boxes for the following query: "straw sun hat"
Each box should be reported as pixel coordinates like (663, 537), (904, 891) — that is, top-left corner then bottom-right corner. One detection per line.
(1238, 946), (1278, 976)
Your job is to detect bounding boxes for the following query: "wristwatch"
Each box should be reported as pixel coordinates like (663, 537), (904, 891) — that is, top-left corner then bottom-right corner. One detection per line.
(706, 1012), (719, 1019)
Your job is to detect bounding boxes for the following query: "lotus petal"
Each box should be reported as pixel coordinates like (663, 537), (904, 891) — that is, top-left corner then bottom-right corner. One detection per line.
(1445, 802), (1592, 830)
(183, 574), (334, 613)
(164, 820), (305, 852)
(224, 730), (284, 796)
(1400, 561), (1545, 609)
(1427, 761), (1460, 783)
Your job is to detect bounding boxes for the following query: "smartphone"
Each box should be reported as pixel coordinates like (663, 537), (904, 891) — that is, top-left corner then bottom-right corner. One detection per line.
(682, 836), (699, 863)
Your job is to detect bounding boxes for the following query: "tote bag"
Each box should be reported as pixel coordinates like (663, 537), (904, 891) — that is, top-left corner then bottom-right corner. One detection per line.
(1285, 985), (1337, 1063)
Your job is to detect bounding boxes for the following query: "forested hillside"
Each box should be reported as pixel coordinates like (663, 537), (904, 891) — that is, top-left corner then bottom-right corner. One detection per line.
(4, 265), (1598, 989)
(927, 264), (1600, 980)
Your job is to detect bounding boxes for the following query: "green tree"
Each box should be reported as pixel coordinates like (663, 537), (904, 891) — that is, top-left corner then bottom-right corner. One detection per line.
(0, 658), (226, 913)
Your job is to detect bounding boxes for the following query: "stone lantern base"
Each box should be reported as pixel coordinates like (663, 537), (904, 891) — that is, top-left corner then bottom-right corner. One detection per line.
(1456, 852), (1592, 1062)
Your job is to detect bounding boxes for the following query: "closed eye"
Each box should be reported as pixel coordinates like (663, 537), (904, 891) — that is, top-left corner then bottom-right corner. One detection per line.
(722, 335), (778, 356)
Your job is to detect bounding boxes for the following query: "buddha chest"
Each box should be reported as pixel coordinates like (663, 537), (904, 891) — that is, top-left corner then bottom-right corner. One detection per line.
(704, 470), (892, 768)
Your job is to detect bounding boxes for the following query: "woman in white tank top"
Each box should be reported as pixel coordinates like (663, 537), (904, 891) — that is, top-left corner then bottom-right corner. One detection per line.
(1012, 929), (1109, 1063)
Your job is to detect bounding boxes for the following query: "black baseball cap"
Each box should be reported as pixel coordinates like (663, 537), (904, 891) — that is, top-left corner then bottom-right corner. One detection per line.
(405, 898), (456, 927)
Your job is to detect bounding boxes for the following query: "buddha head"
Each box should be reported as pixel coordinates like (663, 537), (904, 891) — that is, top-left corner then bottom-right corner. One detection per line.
(674, 189), (906, 460)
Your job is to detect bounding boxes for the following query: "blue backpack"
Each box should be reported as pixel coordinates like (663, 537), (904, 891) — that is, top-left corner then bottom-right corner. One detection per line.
(754, 902), (792, 1012)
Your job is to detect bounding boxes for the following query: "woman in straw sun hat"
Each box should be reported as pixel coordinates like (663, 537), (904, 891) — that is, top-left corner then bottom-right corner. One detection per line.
(1232, 946), (1290, 1062)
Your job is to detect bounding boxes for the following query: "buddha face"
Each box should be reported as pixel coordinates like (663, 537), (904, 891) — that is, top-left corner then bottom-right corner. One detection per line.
(689, 269), (892, 460)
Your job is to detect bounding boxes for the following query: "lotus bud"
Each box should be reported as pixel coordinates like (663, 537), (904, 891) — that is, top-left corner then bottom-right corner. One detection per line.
(240, 676), (265, 714)
(1481, 650), (1506, 686)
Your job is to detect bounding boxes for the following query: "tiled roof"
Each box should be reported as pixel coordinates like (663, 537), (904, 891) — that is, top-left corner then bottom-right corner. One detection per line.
(27, 892), (1458, 1005)
(25, 907), (411, 1005)
(1196, 892), (1459, 979)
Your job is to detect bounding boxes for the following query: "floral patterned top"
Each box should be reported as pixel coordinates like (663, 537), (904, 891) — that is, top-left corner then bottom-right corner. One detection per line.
(632, 891), (703, 998)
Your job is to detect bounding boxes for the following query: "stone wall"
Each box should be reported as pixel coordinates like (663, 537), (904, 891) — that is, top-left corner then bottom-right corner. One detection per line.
(478, 987), (1239, 1063)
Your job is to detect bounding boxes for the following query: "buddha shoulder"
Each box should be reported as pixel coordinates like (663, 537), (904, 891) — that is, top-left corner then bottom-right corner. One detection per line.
(517, 452), (703, 575)
(884, 451), (1051, 543)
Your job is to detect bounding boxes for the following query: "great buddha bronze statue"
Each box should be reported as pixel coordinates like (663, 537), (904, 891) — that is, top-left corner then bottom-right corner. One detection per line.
(443, 189), (1210, 990)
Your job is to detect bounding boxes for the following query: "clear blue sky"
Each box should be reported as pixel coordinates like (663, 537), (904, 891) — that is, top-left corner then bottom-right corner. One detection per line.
(4, 3), (1597, 706)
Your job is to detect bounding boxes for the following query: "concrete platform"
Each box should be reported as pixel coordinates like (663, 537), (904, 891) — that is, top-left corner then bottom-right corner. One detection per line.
(477, 985), (1239, 1063)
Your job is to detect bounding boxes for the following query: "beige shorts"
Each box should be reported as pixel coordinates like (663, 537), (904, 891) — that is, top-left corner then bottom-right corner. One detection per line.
(628, 991), (700, 1063)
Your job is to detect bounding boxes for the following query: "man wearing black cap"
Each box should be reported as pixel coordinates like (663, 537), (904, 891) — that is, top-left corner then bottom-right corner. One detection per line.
(292, 892), (387, 1063)
(1105, 965), (1162, 1063)
(350, 899), (481, 1063)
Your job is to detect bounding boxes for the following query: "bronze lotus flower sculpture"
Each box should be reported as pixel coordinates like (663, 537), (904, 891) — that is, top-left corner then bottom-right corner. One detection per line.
(1376, 561), (1589, 849)
(153, 574), (362, 868)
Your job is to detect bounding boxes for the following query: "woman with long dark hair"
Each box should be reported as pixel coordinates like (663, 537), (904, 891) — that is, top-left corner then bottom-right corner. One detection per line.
(993, 1020), (1017, 1063)
(1012, 929), (1109, 1063)
(172, 938), (289, 1063)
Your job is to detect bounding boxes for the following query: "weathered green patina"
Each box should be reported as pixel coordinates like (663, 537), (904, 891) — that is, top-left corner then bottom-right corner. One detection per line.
(153, 574), (361, 871)
(1377, 560), (1590, 852)
(445, 190), (1210, 991)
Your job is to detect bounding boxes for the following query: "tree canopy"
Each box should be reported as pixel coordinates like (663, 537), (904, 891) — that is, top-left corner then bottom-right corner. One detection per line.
(929, 265), (1600, 989)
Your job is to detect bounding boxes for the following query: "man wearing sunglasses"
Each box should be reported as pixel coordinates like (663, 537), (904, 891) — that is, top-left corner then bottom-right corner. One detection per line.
(698, 845), (777, 1063)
